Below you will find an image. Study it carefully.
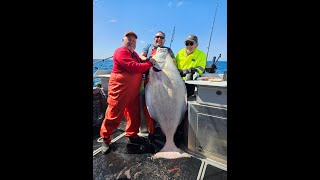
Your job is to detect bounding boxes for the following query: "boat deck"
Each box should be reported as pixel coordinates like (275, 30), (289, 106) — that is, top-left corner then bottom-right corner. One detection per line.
(92, 119), (227, 180)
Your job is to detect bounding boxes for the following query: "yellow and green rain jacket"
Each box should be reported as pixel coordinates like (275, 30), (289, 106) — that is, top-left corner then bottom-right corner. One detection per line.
(175, 47), (206, 80)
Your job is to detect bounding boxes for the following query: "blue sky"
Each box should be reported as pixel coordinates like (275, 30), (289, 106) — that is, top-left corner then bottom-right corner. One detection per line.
(93, 0), (227, 61)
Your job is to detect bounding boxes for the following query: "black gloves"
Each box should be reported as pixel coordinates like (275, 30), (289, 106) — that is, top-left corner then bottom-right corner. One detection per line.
(189, 68), (198, 74)
(179, 69), (189, 77)
(179, 68), (198, 77)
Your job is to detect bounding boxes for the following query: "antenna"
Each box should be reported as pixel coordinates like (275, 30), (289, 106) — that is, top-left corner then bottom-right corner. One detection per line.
(206, 1), (219, 61)
(169, 26), (175, 48)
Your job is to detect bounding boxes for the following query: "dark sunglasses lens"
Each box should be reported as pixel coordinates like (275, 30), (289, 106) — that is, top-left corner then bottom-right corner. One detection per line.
(185, 41), (194, 46)
(155, 36), (164, 39)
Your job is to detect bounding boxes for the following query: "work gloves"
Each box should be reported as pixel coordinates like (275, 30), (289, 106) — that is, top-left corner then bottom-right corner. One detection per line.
(178, 68), (198, 77)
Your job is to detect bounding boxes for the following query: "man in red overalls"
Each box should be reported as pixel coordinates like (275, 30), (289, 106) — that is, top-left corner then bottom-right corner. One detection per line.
(100, 31), (157, 154)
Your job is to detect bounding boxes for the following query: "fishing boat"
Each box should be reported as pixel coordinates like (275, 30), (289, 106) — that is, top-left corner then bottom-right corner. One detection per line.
(92, 60), (227, 179)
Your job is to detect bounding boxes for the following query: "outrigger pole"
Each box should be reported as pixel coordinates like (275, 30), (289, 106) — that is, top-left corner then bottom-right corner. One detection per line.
(169, 26), (175, 48)
(206, 1), (219, 61)
(93, 56), (113, 65)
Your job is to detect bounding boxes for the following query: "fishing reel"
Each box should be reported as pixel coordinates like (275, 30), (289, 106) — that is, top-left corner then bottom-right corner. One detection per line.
(205, 54), (221, 73)
(205, 64), (217, 73)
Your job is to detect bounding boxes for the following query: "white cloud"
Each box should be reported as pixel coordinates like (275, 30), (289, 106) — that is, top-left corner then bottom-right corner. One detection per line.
(168, 1), (184, 8)
(177, 1), (183, 7)
(108, 19), (117, 23)
(140, 40), (146, 44)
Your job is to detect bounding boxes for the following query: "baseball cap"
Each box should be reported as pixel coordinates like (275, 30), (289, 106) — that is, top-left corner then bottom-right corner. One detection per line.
(124, 31), (138, 39)
(185, 35), (198, 43)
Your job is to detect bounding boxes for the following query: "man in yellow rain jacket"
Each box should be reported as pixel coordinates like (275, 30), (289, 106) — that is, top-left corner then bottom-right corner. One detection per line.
(175, 34), (206, 97)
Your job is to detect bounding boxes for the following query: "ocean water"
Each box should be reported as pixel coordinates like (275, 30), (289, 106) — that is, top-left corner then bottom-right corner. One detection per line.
(93, 59), (227, 86)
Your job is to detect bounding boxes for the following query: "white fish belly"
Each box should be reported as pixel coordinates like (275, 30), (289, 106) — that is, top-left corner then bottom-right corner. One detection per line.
(145, 48), (188, 159)
(145, 50), (186, 130)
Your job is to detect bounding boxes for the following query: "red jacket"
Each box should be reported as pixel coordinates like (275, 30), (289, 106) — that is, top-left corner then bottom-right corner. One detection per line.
(112, 46), (152, 73)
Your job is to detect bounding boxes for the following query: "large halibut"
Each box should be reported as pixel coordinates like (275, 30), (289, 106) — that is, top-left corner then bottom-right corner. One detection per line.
(145, 47), (190, 159)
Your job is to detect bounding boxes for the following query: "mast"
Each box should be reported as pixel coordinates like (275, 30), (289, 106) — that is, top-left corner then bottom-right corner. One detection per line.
(206, 1), (219, 61)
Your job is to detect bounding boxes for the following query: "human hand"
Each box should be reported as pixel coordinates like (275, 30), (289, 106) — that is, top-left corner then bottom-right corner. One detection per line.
(178, 69), (189, 77)
(148, 58), (157, 64)
(141, 57), (148, 61)
(148, 57), (162, 72)
(189, 68), (198, 74)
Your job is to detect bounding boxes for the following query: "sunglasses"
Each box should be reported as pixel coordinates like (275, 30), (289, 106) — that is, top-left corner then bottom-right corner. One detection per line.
(155, 36), (165, 39)
(185, 41), (194, 46)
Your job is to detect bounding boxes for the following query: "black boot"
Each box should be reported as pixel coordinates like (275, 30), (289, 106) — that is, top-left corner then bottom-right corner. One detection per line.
(128, 136), (147, 144)
(148, 134), (155, 143)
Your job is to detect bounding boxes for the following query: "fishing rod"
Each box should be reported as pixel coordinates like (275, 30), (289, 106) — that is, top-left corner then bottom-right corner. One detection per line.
(169, 26), (175, 48)
(215, 53), (221, 63)
(93, 56), (113, 65)
(206, 1), (219, 61)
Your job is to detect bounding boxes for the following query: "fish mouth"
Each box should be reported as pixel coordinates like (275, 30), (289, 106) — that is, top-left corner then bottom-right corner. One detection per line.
(153, 67), (162, 72)
(152, 61), (162, 71)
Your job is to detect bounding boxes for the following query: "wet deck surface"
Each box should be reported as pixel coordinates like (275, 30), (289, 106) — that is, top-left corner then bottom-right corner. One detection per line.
(93, 135), (202, 180)
(93, 119), (227, 180)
